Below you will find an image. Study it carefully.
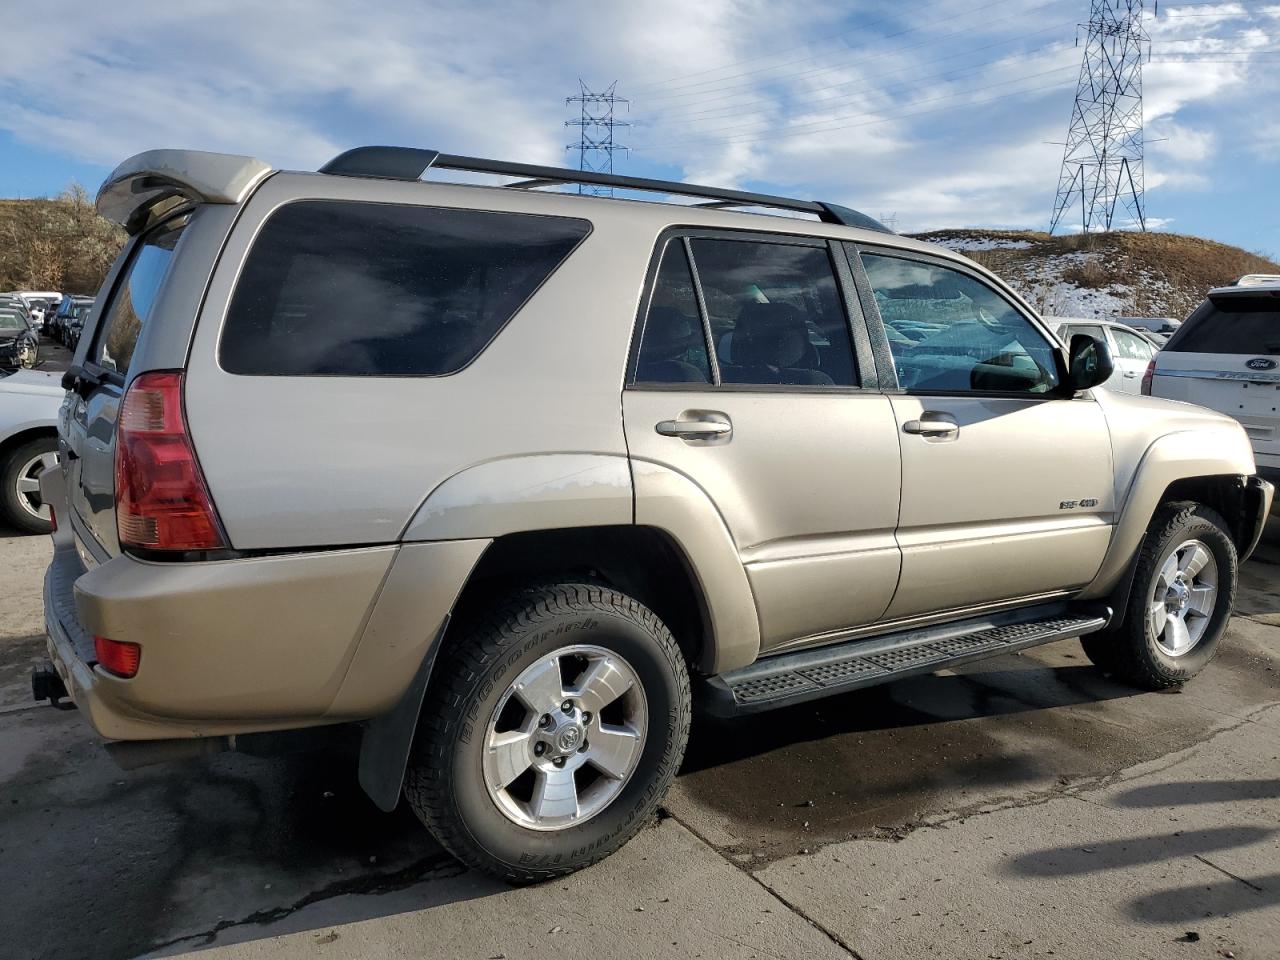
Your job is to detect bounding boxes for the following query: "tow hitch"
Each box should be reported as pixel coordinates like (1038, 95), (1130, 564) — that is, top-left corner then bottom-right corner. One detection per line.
(31, 662), (73, 710)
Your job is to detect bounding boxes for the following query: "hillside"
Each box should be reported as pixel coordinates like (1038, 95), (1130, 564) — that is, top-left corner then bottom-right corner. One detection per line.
(0, 189), (125, 295)
(912, 229), (1280, 321)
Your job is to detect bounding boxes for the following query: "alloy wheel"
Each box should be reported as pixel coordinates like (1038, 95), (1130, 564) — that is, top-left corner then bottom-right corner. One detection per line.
(482, 644), (647, 831)
(1148, 538), (1218, 657)
(15, 450), (58, 522)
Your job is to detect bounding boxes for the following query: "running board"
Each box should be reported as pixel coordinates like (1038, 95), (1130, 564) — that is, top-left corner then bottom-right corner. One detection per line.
(704, 603), (1111, 716)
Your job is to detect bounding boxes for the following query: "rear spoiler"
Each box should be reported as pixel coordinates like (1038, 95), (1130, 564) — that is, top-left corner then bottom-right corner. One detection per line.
(96, 149), (273, 235)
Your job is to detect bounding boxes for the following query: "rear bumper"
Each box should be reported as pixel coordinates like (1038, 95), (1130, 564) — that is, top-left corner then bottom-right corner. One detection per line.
(42, 536), (489, 741)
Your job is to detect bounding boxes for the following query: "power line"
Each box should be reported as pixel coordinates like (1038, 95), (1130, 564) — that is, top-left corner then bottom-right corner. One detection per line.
(641, 0), (1072, 104)
(646, 28), (1079, 128)
(628, 0), (1025, 93)
(633, 73), (1078, 151)
(1049, 1), (1150, 234)
(565, 82), (629, 197)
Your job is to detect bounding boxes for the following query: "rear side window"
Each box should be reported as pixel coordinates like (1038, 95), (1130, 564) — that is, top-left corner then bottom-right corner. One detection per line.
(635, 241), (712, 384)
(1111, 328), (1155, 360)
(690, 239), (857, 387)
(221, 201), (591, 376)
(93, 216), (187, 377)
(1166, 296), (1280, 354)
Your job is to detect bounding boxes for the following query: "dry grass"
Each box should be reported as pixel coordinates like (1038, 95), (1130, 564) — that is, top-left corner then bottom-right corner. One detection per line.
(913, 228), (1280, 319)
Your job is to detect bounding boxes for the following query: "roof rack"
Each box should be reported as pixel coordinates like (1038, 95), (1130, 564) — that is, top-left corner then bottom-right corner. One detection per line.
(318, 146), (893, 234)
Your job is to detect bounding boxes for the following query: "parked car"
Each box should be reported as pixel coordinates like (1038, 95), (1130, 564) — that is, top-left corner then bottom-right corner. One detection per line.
(14, 290), (64, 331)
(1146, 275), (1280, 485)
(1118, 316), (1180, 345)
(1052, 318), (1158, 394)
(0, 307), (40, 370)
(36, 147), (1272, 883)
(0, 366), (62, 532)
(64, 307), (92, 351)
(51, 296), (94, 346)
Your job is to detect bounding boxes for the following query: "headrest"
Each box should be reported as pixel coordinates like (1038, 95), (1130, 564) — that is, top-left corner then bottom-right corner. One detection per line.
(734, 302), (810, 368)
(644, 307), (703, 356)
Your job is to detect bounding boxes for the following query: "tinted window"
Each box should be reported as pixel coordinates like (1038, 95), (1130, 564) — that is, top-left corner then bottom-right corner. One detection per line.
(1112, 328), (1154, 360)
(1166, 297), (1280, 354)
(93, 217), (185, 376)
(861, 253), (1059, 394)
(689, 239), (856, 387)
(635, 241), (712, 384)
(221, 201), (590, 377)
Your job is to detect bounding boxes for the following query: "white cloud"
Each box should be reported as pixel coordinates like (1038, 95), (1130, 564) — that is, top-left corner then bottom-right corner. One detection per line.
(0, 0), (1271, 236)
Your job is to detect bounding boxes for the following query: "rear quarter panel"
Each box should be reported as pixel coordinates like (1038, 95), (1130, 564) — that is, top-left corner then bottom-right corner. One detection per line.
(183, 175), (648, 550)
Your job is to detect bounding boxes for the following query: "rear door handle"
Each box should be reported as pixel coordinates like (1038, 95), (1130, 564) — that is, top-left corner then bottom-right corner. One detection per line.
(903, 416), (958, 437)
(656, 412), (732, 442)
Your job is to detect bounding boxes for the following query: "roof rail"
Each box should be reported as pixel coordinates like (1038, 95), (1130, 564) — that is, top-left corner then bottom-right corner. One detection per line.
(318, 146), (893, 234)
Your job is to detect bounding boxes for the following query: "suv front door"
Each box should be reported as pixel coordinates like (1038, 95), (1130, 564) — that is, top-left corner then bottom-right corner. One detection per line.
(855, 247), (1113, 621)
(623, 231), (902, 653)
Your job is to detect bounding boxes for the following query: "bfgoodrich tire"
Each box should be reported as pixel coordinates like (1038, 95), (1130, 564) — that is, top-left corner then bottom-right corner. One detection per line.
(404, 582), (691, 883)
(1082, 502), (1237, 689)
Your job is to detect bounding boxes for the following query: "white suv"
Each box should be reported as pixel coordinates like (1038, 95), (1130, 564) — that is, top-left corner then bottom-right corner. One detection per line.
(1147, 276), (1280, 483)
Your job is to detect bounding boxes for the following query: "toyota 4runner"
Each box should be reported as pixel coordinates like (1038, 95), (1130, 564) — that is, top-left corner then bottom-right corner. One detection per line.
(35, 147), (1272, 881)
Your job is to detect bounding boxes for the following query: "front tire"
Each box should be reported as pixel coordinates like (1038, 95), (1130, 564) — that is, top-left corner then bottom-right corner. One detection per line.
(1082, 502), (1236, 688)
(404, 582), (691, 883)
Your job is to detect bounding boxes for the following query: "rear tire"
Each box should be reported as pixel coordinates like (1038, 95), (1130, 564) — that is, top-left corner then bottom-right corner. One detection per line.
(1082, 502), (1236, 689)
(404, 582), (691, 883)
(0, 436), (58, 535)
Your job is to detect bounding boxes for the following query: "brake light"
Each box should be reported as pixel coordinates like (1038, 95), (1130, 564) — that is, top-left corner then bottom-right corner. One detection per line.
(115, 371), (227, 551)
(94, 636), (141, 678)
(1141, 360), (1155, 396)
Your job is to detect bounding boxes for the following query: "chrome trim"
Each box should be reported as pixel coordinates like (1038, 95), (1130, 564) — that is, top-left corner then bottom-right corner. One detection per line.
(1154, 367), (1280, 383)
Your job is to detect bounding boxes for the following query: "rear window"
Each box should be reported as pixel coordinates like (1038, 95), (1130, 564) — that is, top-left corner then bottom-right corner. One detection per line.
(221, 201), (591, 377)
(93, 217), (185, 376)
(1166, 295), (1280, 354)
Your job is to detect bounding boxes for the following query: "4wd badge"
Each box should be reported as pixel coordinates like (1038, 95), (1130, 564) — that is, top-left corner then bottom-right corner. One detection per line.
(1246, 358), (1277, 371)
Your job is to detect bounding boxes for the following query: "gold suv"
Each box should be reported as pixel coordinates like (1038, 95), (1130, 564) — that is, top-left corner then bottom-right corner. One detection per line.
(35, 147), (1272, 881)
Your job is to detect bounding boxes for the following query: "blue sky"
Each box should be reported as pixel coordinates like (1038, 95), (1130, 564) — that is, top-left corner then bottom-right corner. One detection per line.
(0, 0), (1276, 255)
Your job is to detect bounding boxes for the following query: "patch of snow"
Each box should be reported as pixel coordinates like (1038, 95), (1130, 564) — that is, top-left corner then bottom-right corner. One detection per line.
(929, 235), (1034, 252)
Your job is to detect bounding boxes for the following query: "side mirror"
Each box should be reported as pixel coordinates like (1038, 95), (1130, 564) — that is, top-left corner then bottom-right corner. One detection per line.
(1066, 334), (1114, 391)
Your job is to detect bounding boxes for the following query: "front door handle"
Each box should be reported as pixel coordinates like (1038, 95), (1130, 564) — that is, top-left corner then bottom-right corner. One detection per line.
(1123, 371), (1138, 378)
(903, 415), (958, 437)
(655, 412), (732, 442)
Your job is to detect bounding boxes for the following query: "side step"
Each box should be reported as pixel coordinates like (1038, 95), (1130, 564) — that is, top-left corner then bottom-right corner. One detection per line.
(704, 603), (1110, 716)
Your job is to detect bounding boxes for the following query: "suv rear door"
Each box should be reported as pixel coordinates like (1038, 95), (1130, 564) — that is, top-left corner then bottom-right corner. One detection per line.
(62, 214), (188, 558)
(623, 230), (902, 653)
(1152, 291), (1280, 469)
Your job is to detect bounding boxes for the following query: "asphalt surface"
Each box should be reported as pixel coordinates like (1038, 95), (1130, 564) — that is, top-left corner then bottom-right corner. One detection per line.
(0, 520), (1277, 960)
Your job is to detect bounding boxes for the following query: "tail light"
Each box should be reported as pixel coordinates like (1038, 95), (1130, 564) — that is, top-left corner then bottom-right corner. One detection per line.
(1140, 360), (1155, 396)
(95, 635), (141, 678)
(115, 371), (228, 551)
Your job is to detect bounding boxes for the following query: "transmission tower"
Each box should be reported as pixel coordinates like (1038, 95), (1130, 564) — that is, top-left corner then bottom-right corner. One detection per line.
(1049, 1), (1150, 234)
(565, 81), (629, 196)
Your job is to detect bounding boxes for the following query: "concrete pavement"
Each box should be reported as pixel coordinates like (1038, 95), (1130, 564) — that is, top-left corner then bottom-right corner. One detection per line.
(2, 525), (1277, 960)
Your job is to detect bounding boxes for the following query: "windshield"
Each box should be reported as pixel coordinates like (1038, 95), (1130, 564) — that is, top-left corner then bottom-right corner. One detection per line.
(0, 313), (27, 330)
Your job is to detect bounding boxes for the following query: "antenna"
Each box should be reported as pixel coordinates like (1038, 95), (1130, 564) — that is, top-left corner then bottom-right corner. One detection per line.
(1049, 1), (1150, 234)
(565, 81), (630, 197)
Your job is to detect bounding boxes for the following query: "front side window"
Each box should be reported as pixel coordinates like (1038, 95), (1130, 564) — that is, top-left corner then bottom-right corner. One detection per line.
(861, 253), (1059, 394)
(93, 217), (187, 376)
(221, 201), (590, 377)
(689, 239), (856, 387)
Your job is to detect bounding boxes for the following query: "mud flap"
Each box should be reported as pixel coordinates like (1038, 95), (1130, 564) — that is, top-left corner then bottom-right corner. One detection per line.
(357, 615), (449, 812)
